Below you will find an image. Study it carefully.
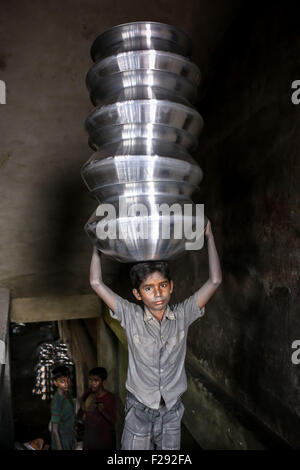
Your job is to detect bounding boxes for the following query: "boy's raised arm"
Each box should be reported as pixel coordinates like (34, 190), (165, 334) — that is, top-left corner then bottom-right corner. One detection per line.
(89, 247), (117, 312)
(195, 219), (222, 309)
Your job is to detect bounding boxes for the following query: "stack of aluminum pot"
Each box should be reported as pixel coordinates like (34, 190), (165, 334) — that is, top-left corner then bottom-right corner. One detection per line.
(82, 22), (205, 262)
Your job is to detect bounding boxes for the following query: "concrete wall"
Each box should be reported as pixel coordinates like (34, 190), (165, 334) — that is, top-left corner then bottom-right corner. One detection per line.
(170, 2), (300, 448)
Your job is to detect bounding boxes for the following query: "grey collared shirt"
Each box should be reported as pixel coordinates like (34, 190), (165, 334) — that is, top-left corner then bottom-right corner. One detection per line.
(109, 292), (205, 410)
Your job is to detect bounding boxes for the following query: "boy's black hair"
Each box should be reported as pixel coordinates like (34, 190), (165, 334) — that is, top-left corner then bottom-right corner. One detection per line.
(52, 365), (70, 381)
(89, 367), (107, 381)
(129, 261), (171, 291)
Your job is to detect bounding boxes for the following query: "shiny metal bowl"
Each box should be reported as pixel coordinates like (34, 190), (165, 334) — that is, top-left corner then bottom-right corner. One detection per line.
(88, 69), (197, 106)
(90, 84), (191, 107)
(86, 50), (200, 85)
(90, 22), (192, 62)
(91, 180), (199, 203)
(85, 100), (203, 137)
(81, 155), (203, 191)
(93, 193), (193, 213)
(85, 203), (205, 262)
(88, 124), (199, 151)
(84, 139), (197, 163)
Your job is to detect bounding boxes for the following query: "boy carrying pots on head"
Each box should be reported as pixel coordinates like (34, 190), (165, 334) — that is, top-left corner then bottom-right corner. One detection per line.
(89, 219), (222, 450)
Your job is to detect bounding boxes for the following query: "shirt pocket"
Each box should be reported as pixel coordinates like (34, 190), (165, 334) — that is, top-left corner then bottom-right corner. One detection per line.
(132, 334), (156, 367)
(166, 330), (185, 364)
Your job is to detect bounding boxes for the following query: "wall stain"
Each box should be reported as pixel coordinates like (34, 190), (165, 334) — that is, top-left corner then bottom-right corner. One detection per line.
(0, 153), (11, 169)
(0, 56), (6, 70)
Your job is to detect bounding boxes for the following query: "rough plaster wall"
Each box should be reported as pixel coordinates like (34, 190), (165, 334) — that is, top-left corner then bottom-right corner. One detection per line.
(176, 2), (300, 447)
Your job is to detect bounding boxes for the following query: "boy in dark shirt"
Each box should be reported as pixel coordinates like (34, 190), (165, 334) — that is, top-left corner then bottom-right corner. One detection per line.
(79, 367), (116, 450)
(51, 365), (76, 450)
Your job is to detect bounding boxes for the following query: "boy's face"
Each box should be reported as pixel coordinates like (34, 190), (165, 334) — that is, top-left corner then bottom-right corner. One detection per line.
(89, 375), (103, 392)
(54, 376), (70, 392)
(133, 270), (173, 312)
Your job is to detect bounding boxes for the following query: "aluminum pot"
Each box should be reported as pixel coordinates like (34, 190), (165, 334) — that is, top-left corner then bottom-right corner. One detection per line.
(81, 155), (203, 191)
(86, 50), (200, 85)
(88, 123), (199, 152)
(83, 140), (197, 162)
(88, 70), (197, 106)
(85, 100), (203, 137)
(85, 205), (205, 262)
(90, 22), (192, 62)
(90, 180), (199, 203)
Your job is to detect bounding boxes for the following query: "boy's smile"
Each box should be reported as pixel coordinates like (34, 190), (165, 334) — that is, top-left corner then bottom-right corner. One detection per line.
(133, 271), (173, 320)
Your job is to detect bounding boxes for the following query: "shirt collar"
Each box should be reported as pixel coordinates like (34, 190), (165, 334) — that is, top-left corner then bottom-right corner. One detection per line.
(143, 304), (175, 322)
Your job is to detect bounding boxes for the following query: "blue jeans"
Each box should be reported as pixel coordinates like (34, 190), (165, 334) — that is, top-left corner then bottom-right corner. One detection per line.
(121, 392), (184, 450)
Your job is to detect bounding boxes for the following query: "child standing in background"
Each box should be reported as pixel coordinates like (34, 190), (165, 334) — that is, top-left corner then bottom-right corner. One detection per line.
(79, 367), (116, 450)
(51, 365), (76, 450)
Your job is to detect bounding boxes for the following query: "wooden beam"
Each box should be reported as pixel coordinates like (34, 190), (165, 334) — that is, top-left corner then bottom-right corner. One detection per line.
(10, 294), (100, 323)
